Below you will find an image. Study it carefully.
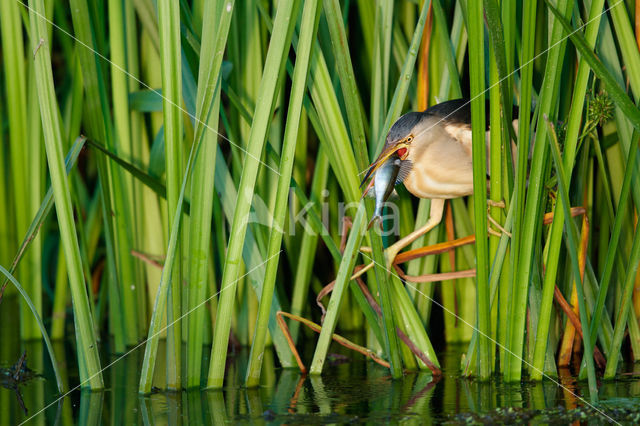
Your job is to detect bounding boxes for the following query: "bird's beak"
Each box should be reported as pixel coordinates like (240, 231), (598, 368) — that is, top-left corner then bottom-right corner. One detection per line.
(360, 142), (408, 189)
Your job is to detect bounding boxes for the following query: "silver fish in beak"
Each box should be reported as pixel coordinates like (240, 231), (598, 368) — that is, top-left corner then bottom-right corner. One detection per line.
(364, 152), (402, 230)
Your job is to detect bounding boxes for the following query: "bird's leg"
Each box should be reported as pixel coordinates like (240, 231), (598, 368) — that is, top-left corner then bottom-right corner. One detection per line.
(350, 199), (445, 281)
(381, 198), (445, 271)
(352, 205), (588, 283)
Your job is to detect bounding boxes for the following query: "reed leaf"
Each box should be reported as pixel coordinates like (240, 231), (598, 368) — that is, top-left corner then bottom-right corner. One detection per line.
(546, 1), (640, 129)
(0, 265), (63, 393)
(3, 137), (84, 281)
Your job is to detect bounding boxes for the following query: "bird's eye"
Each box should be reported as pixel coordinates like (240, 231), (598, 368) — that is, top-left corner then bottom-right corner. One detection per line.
(406, 136), (413, 143)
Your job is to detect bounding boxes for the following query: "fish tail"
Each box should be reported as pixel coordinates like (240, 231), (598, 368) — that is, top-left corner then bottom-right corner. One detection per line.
(367, 215), (382, 230)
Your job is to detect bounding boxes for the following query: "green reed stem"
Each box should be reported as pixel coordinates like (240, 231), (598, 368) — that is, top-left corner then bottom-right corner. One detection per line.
(207, 0), (300, 389)
(310, 206), (367, 374)
(431, 0), (461, 99)
(245, 0), (318, 387)
(29, 0), (103, 389)
(504, 0), (536, 373)
(110, 0), (147, 338)
(157, 0), (184, 390)
(289, 148), (329, 342)
(0, 103), (8, 270)
(68, 0), (139, 350)
(369, 0), (393, 144)
(588, 132), (639, 362)
(185, 0), (234, 388)
(1, 0), (42, 340)
(488, 48), (501, 364)
(323, 0), (367, 169)
(506, 0), (571, 382)
(547, 119), (598, 402)
(530, 0), (606, 381)
(467, 0), (491, 379)
(606, 0), (640, 97)
(139, 128), (200, 394)
(373, 0), (430, 157)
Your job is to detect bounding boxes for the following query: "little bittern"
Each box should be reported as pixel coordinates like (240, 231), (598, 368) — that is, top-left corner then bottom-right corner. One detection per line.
(360, 98), (501, 273)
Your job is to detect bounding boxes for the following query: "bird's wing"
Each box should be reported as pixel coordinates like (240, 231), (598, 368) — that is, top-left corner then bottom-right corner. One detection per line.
(443, 122), (473, 159)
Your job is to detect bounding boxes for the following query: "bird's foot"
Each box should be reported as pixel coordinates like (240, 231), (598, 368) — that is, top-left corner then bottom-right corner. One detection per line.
(351, 244), (401, 282)
(360, 244), (400, 270)
(350, 261), (374, 281)
(487, 199), (506, 209)
(488, 215), (511, 237)
(487, 200), (511, 238)
(382, 244), (401, 273)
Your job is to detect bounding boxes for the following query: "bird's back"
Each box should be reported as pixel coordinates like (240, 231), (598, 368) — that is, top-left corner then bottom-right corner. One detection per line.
(423, 99), (492, 131)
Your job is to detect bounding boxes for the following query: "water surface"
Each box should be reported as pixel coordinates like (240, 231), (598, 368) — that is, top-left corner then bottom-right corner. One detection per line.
(4, 337), (640, 425)
(3, 290), (640, 424)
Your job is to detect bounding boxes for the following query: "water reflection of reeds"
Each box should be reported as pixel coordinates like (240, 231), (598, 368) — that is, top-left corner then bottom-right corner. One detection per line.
(5, 342), (640, 424)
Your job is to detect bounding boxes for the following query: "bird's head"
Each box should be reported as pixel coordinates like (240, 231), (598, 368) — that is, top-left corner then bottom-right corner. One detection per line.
(360, 112), (423, 192)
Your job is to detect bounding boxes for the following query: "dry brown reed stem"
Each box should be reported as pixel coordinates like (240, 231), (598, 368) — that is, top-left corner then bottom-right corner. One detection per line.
(91, 260), (105, 295)
(558, 200), (590, 366)
(416, 1), (433, 110)
(352, 275), (441, 375)
(340, 216), (353, 253)
(394, 266), (476, 283)
(276, 311), (391, 371)
(318, 269), (441, 375)
(553, 285), (607, 369)
(393, 206), (586, 267)
(396, 327), (441, 376)
(275, 311), (308, 374)
(131, 250), (164, 268)
(394, 235), (476, 264)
